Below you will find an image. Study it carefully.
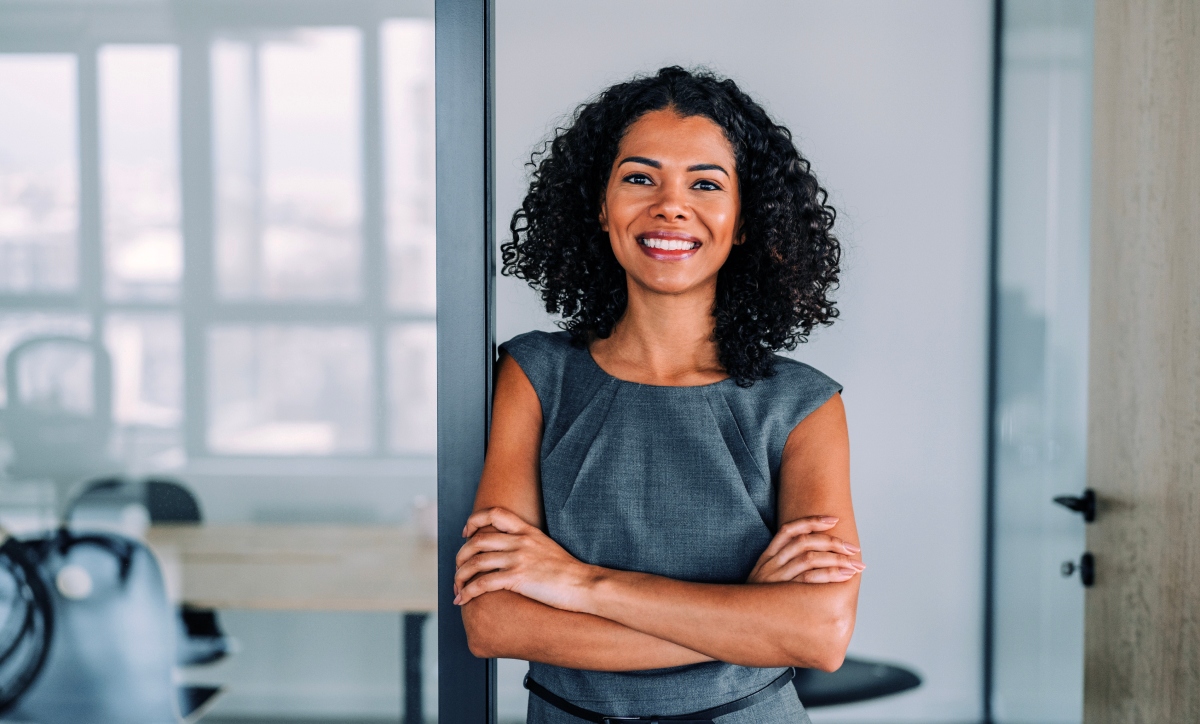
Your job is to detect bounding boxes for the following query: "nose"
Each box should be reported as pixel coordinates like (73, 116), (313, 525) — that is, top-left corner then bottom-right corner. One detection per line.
(648, 180), (690, 221)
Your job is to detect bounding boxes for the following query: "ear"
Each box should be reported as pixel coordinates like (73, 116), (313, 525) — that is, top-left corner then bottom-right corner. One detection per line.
(598, 201), (609, 232)
(733, 218), (745, 245)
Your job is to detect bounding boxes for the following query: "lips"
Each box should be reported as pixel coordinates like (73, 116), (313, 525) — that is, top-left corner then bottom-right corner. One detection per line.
(636, 231), (702, 261)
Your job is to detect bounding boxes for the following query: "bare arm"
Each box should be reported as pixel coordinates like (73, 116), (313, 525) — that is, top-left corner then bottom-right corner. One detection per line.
(460, 353), (712, 669)
(459, 362), (862, 671)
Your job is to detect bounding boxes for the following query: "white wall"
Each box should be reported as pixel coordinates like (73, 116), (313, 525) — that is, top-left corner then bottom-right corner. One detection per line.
(495, 2), (993, 722)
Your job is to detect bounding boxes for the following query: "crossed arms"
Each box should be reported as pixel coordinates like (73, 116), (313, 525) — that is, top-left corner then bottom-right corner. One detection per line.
(456, 354), (862, 672)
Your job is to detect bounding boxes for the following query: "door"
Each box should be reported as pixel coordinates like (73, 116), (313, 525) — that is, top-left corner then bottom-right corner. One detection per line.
(1083, 1), (1200, 720)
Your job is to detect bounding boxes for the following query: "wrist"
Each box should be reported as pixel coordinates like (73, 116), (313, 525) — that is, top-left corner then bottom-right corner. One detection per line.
(575, 563), (609, 616)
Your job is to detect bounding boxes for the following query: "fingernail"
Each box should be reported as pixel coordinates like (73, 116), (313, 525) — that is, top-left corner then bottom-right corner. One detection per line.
(845, 543), (861, 554)
(821, 516), (839, 523)
(851, 561), (866, 571)
(840, 567), (857, 576)
(453, 594), (462, 605)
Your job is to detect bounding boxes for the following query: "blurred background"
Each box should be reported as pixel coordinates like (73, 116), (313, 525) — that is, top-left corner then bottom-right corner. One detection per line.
(0, 0), (438, 722)
(0, 0), (1094, 722)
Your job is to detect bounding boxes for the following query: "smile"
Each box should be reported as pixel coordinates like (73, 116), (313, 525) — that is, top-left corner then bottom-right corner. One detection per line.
(639, 237), (700, 251)
(636, 232), (702, 261)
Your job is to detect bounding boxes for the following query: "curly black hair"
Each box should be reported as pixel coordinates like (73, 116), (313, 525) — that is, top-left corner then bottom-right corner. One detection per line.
(501, 66), (840, 385)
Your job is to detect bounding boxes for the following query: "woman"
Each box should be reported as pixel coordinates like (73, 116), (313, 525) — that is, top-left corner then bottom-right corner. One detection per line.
(454, 67), (861, 723)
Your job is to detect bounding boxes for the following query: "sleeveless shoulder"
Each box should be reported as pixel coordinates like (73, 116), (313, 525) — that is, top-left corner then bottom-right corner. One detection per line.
(499, 330), (572, 390)
(498, 330), (580, 428)
(715, 355), (843, 484)
(757, 355), (843, 426)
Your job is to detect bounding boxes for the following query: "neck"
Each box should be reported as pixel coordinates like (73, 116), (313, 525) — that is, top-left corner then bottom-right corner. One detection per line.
(590, 278), (726, 386)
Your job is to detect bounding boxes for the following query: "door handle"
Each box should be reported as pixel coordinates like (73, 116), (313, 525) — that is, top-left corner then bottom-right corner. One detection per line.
(1053, 488), (1096, 522)
(1061, 552), (1095, 587)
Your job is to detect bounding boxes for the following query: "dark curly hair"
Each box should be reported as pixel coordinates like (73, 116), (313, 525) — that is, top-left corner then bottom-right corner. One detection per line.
(501, 66), (840, 385)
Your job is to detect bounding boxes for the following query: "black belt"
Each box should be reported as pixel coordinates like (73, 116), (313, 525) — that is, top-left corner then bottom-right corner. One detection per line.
(524, 667), (796, 724)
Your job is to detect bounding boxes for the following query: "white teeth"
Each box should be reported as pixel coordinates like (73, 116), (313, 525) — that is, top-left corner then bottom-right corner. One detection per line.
(640, 237), (698, 251)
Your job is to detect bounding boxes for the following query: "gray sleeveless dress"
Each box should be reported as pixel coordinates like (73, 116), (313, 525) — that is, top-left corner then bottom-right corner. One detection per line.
(500, 331), (841, 723)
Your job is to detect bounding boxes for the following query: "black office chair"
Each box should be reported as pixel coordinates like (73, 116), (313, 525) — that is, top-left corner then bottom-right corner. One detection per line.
(794, 656), (921, 707)
(65, 477), (236, 667)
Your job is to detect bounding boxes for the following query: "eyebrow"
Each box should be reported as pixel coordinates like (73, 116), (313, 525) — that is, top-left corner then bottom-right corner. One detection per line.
(617, 156), (731, 178)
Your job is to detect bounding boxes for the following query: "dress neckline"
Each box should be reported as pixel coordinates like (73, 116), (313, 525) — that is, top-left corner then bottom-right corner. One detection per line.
(579, 342), (735, 390)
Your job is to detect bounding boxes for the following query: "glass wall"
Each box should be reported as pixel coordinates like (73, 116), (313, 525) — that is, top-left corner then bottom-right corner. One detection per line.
(0, 1), (438, 722)
(992, 1), (1094, 722)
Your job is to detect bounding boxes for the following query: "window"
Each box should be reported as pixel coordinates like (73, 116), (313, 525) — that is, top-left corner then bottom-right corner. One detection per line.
(0, 20), (437, 469)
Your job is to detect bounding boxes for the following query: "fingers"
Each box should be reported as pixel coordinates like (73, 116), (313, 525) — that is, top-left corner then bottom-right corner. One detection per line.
(453, 551), (513, 594)
(455, 531), (519, 568)
(774, 551), (865, 581)
(796, 566), (862, 584)
(761, 516), (839, 558)
(455, 570), (518, 606)
(773, 534), (860, 568)
(463, 507), (531, 538)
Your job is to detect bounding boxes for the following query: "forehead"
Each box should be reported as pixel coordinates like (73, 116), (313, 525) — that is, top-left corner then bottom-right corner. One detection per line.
(618, 110), (735, 165)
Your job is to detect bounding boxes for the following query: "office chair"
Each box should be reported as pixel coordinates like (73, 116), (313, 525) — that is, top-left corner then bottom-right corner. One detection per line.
(3, 337), (118, 496)
(65, 477), (236, 667)
(1, 528), (220, 723)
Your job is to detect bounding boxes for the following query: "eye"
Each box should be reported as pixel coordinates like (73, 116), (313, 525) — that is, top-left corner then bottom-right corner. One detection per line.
(692, 179), (721, 191)
(623, 172), (653, 185)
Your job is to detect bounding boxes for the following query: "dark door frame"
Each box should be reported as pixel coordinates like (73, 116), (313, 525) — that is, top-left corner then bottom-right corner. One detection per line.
(435, 0), (496, 721)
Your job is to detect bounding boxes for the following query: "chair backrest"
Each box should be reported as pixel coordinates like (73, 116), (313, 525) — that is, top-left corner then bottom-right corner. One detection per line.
(7, 530), (179, 724)
(4, 336), (114, 482)
(66, 478), (203, 528)
(145, 480), (202, 524)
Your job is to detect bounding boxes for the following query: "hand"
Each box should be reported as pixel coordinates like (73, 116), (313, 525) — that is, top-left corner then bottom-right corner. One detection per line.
(454, 507), (597, 611)
(747, 516), (864, 584)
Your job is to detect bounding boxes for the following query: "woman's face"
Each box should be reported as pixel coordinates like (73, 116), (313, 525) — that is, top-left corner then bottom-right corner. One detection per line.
(599, 109), (740, 298)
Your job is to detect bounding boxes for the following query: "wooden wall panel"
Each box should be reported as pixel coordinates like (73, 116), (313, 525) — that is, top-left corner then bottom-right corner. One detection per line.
(1085, 1), (1200, 721)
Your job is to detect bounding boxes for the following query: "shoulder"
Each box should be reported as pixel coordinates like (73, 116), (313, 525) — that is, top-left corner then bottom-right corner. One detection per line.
(762, 355), (842, 400)
(499, 329), (572, 358)
(498, 330), (575, 394)
(726, 355), (842, 433)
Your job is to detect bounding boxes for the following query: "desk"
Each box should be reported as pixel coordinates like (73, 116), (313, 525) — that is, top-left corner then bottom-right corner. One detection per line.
(146, 524), (438, 723)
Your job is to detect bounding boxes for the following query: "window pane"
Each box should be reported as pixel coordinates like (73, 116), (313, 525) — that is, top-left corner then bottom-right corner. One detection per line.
(105, 313), (181, 428)
(207, 324), (372, 454)
(212, 29), (362, 302)
(382, 20), (435, 313)
(388, 322), (435, 454)
(99, 45), (182, 302)
(0, 55), (78, 293)
(0, 313), (91, 408)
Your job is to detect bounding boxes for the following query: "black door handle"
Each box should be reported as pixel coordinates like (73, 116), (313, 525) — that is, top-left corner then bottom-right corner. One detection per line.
(1053, 488), (1096, 522)
(1061, 552), (1095, 587)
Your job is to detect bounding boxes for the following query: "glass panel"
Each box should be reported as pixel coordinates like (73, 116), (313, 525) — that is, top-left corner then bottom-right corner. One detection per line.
(105, 313), (184, 473)
(207, 324), (372, 454)
(212, 29), (363, 302)
(383, 19), (436, 313)
(0, 54), (78, 293)
(992, 1), (1093, 721)
(388, 322), (436, 454)
(99, 45), (183, 302)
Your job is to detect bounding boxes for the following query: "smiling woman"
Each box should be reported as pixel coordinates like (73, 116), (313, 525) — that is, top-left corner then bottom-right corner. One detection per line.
(459, 67), (857, 723)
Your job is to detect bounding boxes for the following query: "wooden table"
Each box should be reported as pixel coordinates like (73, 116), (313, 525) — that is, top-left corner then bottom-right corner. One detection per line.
(146, 524), (438, 723)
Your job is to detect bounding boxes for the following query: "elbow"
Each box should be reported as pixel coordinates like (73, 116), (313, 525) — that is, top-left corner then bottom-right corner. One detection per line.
(791, 608), (855, 672)
(462, 596), (504, 659)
